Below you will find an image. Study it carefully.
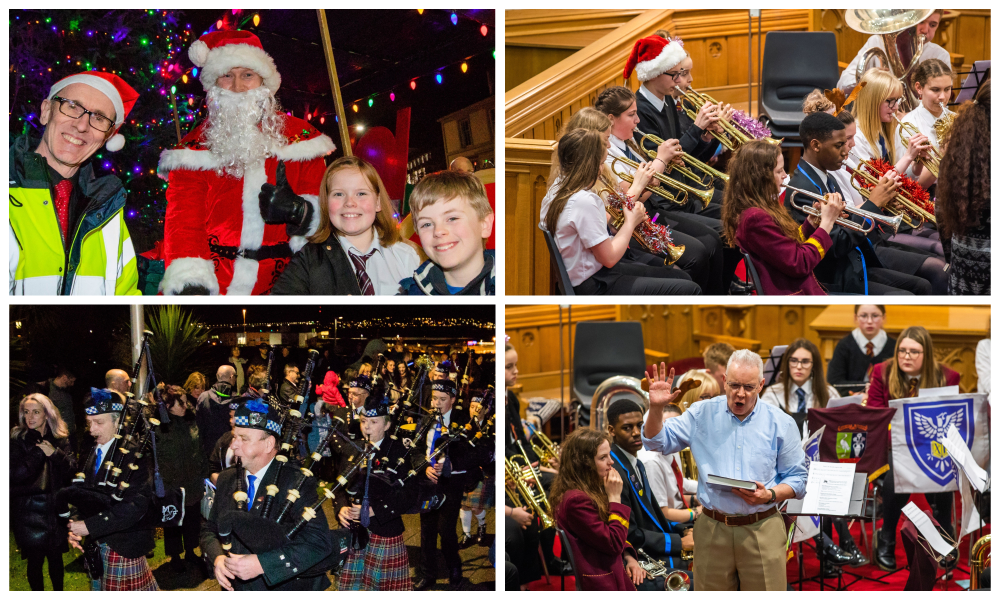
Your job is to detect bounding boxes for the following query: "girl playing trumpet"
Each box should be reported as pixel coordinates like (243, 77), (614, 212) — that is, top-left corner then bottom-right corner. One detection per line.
(893, 59), (954, 183)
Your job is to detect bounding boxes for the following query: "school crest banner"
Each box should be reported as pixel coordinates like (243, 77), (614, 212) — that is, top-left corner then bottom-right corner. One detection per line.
(808, 405), (895, 481)
(888, 393), (989, 494)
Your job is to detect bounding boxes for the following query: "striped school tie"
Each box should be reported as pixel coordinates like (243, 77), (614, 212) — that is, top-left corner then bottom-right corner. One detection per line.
(349, 249), (377, 296)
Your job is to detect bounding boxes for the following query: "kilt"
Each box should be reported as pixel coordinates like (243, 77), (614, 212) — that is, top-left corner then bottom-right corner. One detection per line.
(98, 543), (159, 591)
(462, 478), (495, 511)
(338, 533), (412, 591)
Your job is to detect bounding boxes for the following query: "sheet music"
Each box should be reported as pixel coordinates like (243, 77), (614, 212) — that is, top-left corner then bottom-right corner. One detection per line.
(801, 462), (855, 516)
(917, 385), (959, 397)
(826, 395), (863, 409)
(902, 502), (957, 557)
(940, 424), (990, 493)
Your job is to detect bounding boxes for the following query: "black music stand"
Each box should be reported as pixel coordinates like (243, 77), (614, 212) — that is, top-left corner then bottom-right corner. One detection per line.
(786, 472), (879, 591)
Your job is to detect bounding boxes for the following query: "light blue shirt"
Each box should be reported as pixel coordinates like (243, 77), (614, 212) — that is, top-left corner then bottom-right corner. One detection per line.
(641, 395), (807, 515)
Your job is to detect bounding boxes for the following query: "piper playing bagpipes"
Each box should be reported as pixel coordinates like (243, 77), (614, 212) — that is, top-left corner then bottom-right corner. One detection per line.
(200, 399), (335, 590)
(64, 389), (159, 591)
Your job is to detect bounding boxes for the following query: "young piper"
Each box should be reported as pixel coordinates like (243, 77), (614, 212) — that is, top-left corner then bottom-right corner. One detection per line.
(335, 395), (412, 591)
(400, 170), (495, 295)
(272, 156), (420, 295)
(412, 378), (473, 590)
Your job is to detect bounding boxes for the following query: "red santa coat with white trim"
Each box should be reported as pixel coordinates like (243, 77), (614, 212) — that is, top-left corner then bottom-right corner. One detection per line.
(157, 115), (334, 295)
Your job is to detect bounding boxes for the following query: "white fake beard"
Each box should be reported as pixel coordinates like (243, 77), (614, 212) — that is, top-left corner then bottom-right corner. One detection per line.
(203, 86), (286, 178)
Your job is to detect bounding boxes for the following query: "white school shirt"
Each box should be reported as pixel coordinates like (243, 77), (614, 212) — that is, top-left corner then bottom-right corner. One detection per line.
(551, 189), (610, 287)
(338, 230), (420, 295)
(760, 379), (840, 413)
(852, 327), (888, 356)
(638, 449), (697, 510)
(893, 103), (944, 179)
(837, 36), (951, 90)
(245, 457), (275, 505)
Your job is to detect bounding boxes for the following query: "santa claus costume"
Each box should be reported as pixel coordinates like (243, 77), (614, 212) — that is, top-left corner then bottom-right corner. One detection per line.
(158, 30), (335, 295)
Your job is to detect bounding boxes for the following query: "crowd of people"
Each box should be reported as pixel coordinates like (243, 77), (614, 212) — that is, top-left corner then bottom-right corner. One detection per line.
(505, 305), (990, 591)
(11, 341), (496, 591)
(538, 10), (989, 295)
(10, 29), (495, 297)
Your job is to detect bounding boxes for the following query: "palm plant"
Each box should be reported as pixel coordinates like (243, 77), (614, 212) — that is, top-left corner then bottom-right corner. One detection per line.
(146, 305), (210, 384)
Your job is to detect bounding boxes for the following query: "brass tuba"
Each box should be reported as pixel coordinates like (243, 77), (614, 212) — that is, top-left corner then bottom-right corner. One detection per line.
(970, 534), (991, 590)
(591, 375), (649, 433)
(844, 9), (934, 112)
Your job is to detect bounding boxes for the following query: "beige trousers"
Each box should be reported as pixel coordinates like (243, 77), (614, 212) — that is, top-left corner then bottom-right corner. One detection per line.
(691, 510), (787, 591)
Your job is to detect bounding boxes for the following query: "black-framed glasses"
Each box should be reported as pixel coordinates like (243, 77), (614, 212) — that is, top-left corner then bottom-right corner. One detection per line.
(788, 358), (813, 368)
(898, 348), (924, 358)
(664, 69), (690, 81)
(885, 97), (903, 109)
(52, 96), (115, 133)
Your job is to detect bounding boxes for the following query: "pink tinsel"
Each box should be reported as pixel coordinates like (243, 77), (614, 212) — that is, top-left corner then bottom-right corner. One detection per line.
(730, 110), (772, 139)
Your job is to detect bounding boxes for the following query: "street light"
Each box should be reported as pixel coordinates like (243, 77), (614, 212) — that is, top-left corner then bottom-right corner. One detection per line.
(242, 309), (247, 346)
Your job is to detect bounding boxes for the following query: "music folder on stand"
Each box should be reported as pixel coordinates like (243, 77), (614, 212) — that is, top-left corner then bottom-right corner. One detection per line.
(784, 472), (878, 591)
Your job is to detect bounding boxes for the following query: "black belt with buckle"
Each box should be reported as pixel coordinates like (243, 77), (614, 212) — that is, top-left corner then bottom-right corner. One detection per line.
(209, 243), (292, 261)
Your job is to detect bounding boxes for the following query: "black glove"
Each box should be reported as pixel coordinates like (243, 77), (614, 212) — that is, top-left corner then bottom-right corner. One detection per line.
(259, 161), (314, 237)
(177, 284), (210, 295)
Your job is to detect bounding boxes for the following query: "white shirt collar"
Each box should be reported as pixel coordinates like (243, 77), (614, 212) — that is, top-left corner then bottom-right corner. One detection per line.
(799, 156), (828, 179)
(609, 134), (627, 152)
(96, 437), (115, 459)
(622, 447), (639, 470)
(851, 328), (888, 355)
(440, 409), (452, 426)
(790, 378), (813, 397)
(638, 84), (665, 113)
(371, 437), (384, 450)
(339, 229), (382, 256)
(248, 456), (275, 485)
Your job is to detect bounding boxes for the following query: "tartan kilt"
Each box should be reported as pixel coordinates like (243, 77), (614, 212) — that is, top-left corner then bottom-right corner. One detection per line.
(338, 533), (412, 591)
(98, 543), (159, 591)
(462, 478), (495, 511)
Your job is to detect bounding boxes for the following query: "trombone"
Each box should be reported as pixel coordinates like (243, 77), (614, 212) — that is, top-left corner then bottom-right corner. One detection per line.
(785, 185), (903, 234)
(634, 127), (730, 188)
(893, 115), (942, 178)
(847, 151), (936, 227)
(610, 155), (714, 210)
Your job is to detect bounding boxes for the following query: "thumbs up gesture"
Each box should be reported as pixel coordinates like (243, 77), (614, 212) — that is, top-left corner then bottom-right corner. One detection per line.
(259, 160), (315, 237)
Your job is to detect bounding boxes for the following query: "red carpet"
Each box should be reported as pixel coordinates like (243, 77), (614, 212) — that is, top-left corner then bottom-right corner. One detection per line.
(527, 493), (989, 591)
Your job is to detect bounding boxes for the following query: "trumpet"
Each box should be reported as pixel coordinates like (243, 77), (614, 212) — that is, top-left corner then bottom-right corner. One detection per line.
(634, 127), (729, 188)
(847, 151), (936, 228)
(611, 155), (714, 210)
(596, 173), (685, 265)
(785, 185), (903, 234)
(505, 455), (554, 529)
(677, 87), (782, 150)
(524, 421), (561, 469)
(893, 114), (942, 178)
(637, 548), (692, 590)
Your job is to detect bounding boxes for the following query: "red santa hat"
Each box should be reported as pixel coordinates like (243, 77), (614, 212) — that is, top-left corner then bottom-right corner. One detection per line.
(46, 72), (139, 152)
(623, 35), (688, 83)
(188, 30), (281, 93)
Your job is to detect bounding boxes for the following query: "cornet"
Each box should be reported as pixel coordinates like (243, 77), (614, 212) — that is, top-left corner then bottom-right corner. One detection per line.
(785, 185), (903, 234)
(677, 87), (782, 150)
(634, 127), (729, 188)
(637, 548), (692, 590)
(596, 173), (686, 265)
(847, 151), (936, 228)
(611, 156), (714, 210)
(894, 114), (942, 177)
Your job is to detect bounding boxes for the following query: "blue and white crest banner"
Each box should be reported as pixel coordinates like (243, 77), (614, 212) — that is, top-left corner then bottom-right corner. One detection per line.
(889, 393), (989, 494)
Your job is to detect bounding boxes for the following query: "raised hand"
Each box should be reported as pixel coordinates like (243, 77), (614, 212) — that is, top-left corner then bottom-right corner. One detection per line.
(644, 362), (681, 409)
(258, 160), (314, 236)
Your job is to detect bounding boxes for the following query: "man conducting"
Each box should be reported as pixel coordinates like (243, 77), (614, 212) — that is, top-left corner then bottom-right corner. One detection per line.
(10, 72), (141, 295)
(641, 349), (806, 591)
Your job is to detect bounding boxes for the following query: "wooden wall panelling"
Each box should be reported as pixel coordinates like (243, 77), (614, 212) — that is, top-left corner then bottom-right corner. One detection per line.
(506, 10), (645, 50)
(505, 139), (556, 296)
(617, 304), (698, 363)
(506, 47), (577, 92)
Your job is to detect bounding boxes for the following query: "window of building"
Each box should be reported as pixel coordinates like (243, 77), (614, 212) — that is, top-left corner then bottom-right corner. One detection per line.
(458, 118), (473, 148)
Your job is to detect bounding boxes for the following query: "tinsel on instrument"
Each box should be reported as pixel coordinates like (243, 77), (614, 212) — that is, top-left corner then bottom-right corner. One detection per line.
(605, 190), (675, 254)
(852, 157), (935, 215)
(730, 109), (773, 140)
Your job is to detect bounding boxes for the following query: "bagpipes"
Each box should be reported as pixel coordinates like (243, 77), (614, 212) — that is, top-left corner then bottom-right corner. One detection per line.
(459, 348), (474, 398)
(57, 330), (179, 580)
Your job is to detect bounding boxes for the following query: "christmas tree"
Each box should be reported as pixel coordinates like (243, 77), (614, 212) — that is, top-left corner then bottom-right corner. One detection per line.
(10, 9), (205, 252)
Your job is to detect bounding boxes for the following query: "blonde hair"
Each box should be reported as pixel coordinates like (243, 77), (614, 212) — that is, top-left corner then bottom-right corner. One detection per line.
(13, 394), (70, 439)
(550, 107), (613, 182)
(803, 89), (835, 114)
(310, 157), (402, 246)
(409, 169), (492, 222)
(854, 69), (903, 164)
(183, 372), (208, 395)
(677, 370), (720, 411)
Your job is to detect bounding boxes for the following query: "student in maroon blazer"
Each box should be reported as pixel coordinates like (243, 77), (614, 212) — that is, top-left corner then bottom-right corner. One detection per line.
(721, 140), (843, 295)
(864, 326), (961, 572)
(550, 428), (640, 591)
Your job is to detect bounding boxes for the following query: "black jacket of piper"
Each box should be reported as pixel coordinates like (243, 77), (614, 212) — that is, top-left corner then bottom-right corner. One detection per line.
(411, 407), (482, 479)
(610, 444), (689, 570)
(200, 457), (333, 591)
(334, 436), (410, 538)
(75, 439), (156, 559)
